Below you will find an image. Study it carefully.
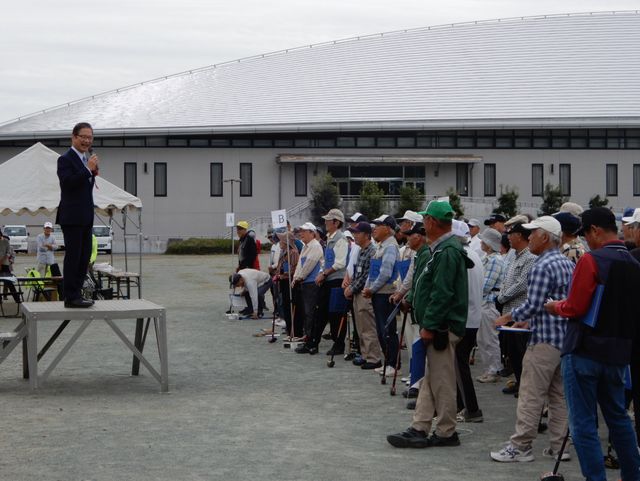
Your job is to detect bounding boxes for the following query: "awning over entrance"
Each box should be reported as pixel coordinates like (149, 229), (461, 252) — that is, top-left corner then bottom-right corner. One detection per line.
(277, 154), (483, 164)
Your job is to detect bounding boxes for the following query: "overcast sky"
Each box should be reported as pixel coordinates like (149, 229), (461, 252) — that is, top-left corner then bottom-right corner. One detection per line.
(1, 0), (638, 123)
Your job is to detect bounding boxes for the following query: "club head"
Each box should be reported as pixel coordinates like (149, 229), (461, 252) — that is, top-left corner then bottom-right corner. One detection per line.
(390, 387), (396, 396)
(381, 377), (386, 385)
(268, 337), (277, 343)
(540, 473), (564, 481)
(327, 360), (335, 368)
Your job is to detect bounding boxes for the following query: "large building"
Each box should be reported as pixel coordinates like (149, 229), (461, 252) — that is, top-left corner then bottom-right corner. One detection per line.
(1, 11), (639, 247)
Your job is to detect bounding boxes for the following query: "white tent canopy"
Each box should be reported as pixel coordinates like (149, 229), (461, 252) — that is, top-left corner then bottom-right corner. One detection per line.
(0, 142), (142, 216)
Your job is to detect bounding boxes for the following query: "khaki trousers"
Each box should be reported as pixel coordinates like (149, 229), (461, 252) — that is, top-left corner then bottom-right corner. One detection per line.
(411, 333), (460, 437)
(353, 293), (383, 363)
(510, 343), (568, 452)
(476, 303), (502, 375)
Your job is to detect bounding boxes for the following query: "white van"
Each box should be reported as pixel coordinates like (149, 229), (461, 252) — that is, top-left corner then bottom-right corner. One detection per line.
(50, 224), (66, 251)
(2, 225), (29, 253)
(92, 225), (113, 254)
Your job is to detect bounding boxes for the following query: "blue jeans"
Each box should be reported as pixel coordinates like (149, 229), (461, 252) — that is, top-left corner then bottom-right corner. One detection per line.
(372, 294), (398, 368)
(562, 354), (640, 481)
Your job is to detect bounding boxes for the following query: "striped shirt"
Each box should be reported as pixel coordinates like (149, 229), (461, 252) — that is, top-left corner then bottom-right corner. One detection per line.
(511, 248), (575, 350)
(497, 247), (536, 314)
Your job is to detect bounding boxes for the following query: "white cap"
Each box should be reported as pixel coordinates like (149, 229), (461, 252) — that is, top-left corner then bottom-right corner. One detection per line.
(298, 222), (317, 232)
(397, 210), (423, 224)
(521, 216), (562, 238)
(622, 208), (640, 225)
(559, 202), (584, 216)
(344, 230), (354, 240)
(349, 212), (364, 222)
(452, 219), (470, 238)
(467, 218), (481, 227)
(44, 221), (53, 229)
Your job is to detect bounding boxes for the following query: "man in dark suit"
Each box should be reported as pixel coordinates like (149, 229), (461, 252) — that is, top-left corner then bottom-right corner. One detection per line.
(56, 122), (99, 307)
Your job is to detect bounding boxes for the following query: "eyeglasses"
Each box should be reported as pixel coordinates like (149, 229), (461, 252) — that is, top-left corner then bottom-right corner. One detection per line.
(75, 134), (93, 141)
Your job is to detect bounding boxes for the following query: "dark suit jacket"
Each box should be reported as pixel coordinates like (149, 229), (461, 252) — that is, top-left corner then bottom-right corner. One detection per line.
(56, 148), (95, 226)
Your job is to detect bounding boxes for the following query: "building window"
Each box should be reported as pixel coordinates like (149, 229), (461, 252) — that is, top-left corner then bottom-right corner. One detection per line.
(294, 163), (307, 197)
(532, 163), (544, 197)
(484, 163), (496, 197)
(559, 163), (571, 196)
(124, 162), (137, 196)
(634, 164), (640, 196)
(606, 164), (618, 196)
(154, 163), (167, 197)
(240, 163), (252, 197)
(210, 163), (223, 197)
(456, 164), (469, 196)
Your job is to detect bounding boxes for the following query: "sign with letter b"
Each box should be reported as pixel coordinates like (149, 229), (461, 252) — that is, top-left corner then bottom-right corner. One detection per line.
(271, 209), (287, 229)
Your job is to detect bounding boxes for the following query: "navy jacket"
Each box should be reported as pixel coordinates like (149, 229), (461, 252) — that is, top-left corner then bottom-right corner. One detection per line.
(56, 148), (95, 226)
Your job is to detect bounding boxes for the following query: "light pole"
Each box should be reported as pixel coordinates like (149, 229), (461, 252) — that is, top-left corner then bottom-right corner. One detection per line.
(223, 178), (242, 268)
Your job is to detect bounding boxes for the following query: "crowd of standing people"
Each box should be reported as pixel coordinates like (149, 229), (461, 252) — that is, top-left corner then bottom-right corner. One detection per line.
(230, 201), (640, 481)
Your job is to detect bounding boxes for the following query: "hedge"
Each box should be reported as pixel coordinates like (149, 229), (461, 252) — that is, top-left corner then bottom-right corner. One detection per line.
(165, 238), (271, 255)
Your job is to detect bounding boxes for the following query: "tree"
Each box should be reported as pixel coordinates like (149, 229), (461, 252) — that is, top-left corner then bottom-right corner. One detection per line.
(446, 188), (465, 219)
(588, 194), (609, 209)
(494, 185), (519, 219)
(395, 185), (424, 217)
(539, 183), (565, 216)
(310, 173), (340, 225)
(355, 181), (386, 220)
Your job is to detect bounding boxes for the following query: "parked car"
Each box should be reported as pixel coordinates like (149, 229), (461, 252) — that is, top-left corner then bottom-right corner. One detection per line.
(2, 225), (29, 253)
(93, 225), (113, 254)
(52, 224), (65, 251)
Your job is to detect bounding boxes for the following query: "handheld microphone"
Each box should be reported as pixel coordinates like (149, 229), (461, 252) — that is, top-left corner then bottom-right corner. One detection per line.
(88, 148), (99, 176)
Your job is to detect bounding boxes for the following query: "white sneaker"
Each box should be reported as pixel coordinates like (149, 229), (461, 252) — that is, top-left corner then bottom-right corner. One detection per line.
(274, 319), (286, 327)
(490, 443), (534, 462)
(542, 447), (571, 461)
(378, 366), (400, 377)
(374, 365), (385, 374)
(476, 372), (500, 383)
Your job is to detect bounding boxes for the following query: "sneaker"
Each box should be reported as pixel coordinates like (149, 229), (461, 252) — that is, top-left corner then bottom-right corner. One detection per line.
(490, 443), (534, 462)
(352, 356), (366, 366)
(428, 432), (460, 447)
(403, 387), (419, 399)
(502, 383), (519, 395)
(380, 366), (400, 377)
(457, 409), (483, 423)
(291, 336), (306, 342)
(387, 427), (430, 448)
(542, 447), (571, 461)
(476, 372), (500, 383)
(498, 367), (513, 377)
(274, 319), (286, 327)
(295, 344), (318, 355)
(374, 365), (385, 374)
(406, 400), (417, 410)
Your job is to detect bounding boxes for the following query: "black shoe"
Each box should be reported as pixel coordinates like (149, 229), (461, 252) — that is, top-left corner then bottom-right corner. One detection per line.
(403, 387), (419, 399)
(361, 361), (382, 370)
(498, 367), (513, 377)
(343, 352), (356, 361)
(406, 400), (417, 410)
(322, 333), (332, 340)
(352, 356), (366, 366)
(428, 432), (460, 447)
(326, 344), (345, 356)
(387, 427), (430, 448)
(538, 421), (548, 434)
(295, 345), (311, 354)
(239, 308), (252, 316)
(225, 309), (232, 314)
(64, 298), (93, 308)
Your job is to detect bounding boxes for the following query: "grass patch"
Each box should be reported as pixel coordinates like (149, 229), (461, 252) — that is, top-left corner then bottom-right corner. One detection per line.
(165, 238), (271, 255)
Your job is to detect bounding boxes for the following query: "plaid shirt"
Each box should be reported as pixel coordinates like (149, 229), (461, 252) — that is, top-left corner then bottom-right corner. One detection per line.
(511, 248), (575, 350)
(482, 252), (504, 303)
(351, 242), (375, 294)
(497, 247), (537, 314)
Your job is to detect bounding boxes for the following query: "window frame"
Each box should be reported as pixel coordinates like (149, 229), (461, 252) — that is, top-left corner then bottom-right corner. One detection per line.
(153, 162), (167, 197)
(484, 163), (496, 197)
(532, 163), (544, 197)
(294, 163), (307, 197)
(606, 163), (618, 196)
(210, 163), (223, 197)
(124, 162), (137, 196)
(559, 163), (571, 197)
(239, 163), (253, 197)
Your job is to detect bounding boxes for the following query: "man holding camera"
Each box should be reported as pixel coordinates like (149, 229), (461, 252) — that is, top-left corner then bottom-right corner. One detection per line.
(387, 200), (473, 448)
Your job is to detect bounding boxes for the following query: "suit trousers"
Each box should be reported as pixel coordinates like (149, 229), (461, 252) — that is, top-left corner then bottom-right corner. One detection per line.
(61, 224), (92, 301)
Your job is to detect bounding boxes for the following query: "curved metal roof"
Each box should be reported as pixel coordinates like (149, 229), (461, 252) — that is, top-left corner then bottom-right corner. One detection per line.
(2, 11), (640, 137)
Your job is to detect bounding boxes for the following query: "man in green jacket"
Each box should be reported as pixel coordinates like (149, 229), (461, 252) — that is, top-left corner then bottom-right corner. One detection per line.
(387, 200), (473, 449)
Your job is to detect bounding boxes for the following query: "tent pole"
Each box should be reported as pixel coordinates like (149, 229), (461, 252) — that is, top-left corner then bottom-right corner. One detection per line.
(138, 208), (142, 298)
(123, 209), (128, 272)
(109, 211), (114, 267)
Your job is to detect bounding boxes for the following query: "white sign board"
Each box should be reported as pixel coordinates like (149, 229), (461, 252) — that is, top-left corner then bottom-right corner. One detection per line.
(271, 209), (287, 229)
(225, 213), (235, 227)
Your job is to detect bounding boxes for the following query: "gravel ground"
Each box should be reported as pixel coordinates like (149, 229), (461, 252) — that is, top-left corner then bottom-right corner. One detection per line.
(0, 253), (623, 480)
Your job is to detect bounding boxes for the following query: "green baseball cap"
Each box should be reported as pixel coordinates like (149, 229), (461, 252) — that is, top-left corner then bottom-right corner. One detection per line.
(418, 200), (455, 221)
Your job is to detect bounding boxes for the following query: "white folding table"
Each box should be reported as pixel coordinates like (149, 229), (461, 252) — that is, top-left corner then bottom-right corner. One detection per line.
(20, 299), (168, 392)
